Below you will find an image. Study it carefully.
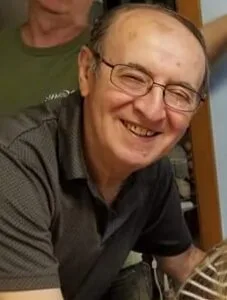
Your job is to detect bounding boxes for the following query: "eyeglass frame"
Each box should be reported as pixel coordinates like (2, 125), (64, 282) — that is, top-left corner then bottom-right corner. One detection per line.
(90, 48), (206, 112)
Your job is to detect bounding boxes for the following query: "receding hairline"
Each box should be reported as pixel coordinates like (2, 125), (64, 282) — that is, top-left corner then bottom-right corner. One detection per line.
(94, 4), (202, 52)
(109, 7), (188, 31)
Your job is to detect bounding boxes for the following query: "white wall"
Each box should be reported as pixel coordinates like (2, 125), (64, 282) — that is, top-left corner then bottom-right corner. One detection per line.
(200, 0), (227, 236)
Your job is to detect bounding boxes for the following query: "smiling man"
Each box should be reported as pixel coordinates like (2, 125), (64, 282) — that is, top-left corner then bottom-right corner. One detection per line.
(0, 3), (207, 300)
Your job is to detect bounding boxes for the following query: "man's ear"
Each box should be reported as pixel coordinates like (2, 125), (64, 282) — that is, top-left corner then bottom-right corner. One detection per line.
(78, 46), (95, 97)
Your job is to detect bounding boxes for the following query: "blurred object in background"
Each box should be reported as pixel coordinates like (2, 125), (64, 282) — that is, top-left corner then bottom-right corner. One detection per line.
(103, 0), (176, 11)
(0, 0), (28, 28)
(176, 239), (227, 299)
(90, 0), (104, 24)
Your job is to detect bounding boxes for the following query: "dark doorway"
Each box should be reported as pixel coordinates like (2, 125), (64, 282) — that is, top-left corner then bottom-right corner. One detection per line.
(103, 0), (176, 11)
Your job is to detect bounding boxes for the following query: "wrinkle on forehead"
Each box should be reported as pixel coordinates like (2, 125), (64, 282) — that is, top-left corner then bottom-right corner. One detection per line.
(126, 19), (174, 43)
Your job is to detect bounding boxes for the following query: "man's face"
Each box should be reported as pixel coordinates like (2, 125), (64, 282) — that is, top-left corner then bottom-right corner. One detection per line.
(79, 10), (206, 171)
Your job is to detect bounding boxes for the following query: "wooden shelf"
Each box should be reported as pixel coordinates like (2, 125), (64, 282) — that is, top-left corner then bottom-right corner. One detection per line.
(176, 0), (222, 250)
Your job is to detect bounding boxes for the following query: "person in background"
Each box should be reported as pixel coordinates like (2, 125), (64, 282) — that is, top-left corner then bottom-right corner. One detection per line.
(202, 14), (227, 63)
(0, 0), (93, 113)
(0, 2), (208, 299)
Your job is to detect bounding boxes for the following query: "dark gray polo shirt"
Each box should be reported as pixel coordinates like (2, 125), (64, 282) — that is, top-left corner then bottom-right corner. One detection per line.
(0, 91), (192, 300)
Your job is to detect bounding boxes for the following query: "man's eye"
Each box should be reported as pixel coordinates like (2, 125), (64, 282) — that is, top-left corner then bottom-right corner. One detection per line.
(169, 90), (191, 101)
(121, 73), (146, 83)
(170, 90), (187, 97)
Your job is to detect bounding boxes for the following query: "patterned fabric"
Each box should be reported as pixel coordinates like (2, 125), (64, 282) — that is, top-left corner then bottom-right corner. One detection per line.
(0, 92), (192, 299)
(177, 241), (227, 299)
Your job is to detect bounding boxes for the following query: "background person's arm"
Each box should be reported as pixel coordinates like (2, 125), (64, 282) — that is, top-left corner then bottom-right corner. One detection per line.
(202, 14), (227, 63)
(0, 289), (64, 300)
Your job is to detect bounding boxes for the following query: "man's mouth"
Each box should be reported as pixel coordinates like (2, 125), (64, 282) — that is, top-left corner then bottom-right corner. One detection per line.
(122, 120), (160, 138)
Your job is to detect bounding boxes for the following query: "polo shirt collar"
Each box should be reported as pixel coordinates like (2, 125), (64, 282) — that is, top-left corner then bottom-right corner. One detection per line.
(58, 91), (87, 180)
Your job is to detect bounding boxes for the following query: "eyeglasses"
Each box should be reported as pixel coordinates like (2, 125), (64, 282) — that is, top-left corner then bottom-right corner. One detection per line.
(92, 50), (205, 112)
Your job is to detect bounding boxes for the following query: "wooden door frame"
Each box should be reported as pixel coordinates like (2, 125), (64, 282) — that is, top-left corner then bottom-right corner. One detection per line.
(176, 0), (222, 250)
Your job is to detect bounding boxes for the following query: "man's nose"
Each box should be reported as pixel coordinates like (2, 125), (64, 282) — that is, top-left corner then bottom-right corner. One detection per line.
(133, 85), (167, 124)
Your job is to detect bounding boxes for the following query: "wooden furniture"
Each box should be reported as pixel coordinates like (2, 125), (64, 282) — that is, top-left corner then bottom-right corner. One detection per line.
(176, 0), (222, 250)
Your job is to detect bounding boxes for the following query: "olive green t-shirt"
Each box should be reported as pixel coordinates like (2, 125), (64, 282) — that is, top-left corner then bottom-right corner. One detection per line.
(0, 28), (88, 114)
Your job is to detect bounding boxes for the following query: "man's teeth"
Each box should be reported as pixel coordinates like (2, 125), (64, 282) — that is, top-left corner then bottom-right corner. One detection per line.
(123, 121), (156, 137)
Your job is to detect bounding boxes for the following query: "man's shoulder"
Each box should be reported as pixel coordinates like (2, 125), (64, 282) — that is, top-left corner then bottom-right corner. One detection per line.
(0, 91), (81, 149)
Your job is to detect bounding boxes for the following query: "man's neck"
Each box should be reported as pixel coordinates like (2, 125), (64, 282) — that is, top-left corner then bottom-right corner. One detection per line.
(87, 159), (127, 205)
(85, 146), (125, 203)
(83, 117), (134, 205)
(21, 4), (88, 48)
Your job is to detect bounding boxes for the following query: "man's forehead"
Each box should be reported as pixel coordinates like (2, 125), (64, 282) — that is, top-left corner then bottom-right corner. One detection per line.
(108, 9), (184, 40)
(104, 9), (203, 62)
(102, 9), (205, 90)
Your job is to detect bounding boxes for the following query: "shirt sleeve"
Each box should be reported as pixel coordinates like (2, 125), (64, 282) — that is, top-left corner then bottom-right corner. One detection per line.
(0, 145), (60, 291)
(134, 157), (193, 256)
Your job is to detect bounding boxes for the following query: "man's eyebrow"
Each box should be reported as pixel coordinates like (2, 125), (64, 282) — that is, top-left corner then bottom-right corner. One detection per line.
(170, 81), (198, 93)
(127, 62), (152, 76)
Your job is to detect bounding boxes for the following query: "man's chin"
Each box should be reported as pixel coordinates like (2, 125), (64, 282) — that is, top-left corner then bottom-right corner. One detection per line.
(119, 153), (160, 171)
